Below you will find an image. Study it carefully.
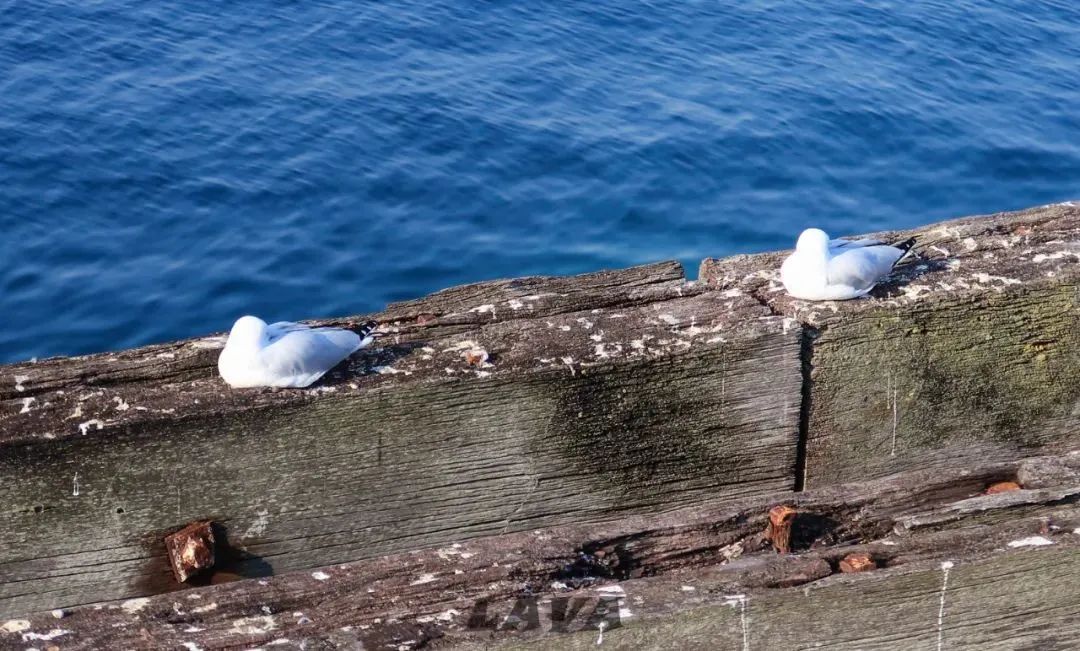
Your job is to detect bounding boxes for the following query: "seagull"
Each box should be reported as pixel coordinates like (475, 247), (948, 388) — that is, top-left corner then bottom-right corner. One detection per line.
(218, 316), (377, 388)
(780, 228), (917, 300)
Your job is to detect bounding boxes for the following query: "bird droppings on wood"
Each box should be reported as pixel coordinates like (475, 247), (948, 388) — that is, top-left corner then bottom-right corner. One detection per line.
(230, 614), (277, 635)
(410, 574), (437, 586)
(165, 521), (217, 583)
(1, 619), (30, 634)
(77, 418), (104, 435)
(469, 304), (496, 319)
(3, 451), (1080, 647)
(19, 628), (70, 642)
(1007, 536), (1054, 548)
(0, 207), (1078, 644)
(119, 598), (150, 615)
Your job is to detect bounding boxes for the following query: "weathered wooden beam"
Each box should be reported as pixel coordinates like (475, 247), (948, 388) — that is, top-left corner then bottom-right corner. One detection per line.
(487, 547), (1080, 651)
(700, 202), (1080, 488)
(0, 262), (802, 617)
(2, 450), (1075, 650)
(2, 202), (1077, 640)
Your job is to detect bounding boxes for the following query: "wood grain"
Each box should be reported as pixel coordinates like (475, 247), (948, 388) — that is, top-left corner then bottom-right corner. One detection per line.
(2, 451), (1075, 650)
(700, 202), (1080, 487)
(0, 263), (801, 617)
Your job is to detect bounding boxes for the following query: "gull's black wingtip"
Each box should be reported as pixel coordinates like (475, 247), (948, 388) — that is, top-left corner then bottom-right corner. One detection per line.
(893, 236), (917, 254)
(358, 321), (378, 338)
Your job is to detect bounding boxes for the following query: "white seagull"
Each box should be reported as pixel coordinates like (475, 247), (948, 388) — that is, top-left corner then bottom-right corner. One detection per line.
(218, 316), (377, 388)
(780, 228), (917, 300)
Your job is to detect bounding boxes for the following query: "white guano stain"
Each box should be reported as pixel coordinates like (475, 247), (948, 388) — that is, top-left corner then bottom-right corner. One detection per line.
(723, 594), (749, 651)
(374, 365), (411, 375)
(243, 509), (270, 538)
(312, 571), (330, 581)
(410, 573), (437, 585)
(417, 609), (461, 623)
(1, 620), (31, 633)
(937, 561), (954, 651)
(436, 544), (474, 560)
(121, 597), (150, 614)
(1033, 251), (1076, 263)
(1007, 536), (1054, 548)
(231, 615), (277, 635)
(78, 419), (105, 435)
(21, 629), (71, 642)
(470, 304), (496, 319)
(972, 273), (1021, 286)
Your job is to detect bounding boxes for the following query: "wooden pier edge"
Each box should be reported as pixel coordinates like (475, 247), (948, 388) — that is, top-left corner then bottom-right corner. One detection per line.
(1, 201), (1078, 648)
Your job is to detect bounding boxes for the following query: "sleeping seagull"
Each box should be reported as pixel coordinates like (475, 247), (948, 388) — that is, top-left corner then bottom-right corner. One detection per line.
(218, 316), (377, 388)
(780, 228), (917, 300)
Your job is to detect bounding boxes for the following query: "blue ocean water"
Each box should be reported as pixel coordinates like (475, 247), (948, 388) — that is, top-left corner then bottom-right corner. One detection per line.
(1, 1), (1078, 363)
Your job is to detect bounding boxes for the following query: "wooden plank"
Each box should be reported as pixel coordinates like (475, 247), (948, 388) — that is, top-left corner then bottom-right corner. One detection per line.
(488, 547), (1080, 651)
(2, 451), (1075, 650)
(700, 202), (1080, 487)
(0, 263), (802, 617)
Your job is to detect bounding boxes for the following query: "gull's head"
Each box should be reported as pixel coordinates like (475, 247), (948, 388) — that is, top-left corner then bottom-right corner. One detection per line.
(227, 315), (268, 345)
(795, 228), (830, 254)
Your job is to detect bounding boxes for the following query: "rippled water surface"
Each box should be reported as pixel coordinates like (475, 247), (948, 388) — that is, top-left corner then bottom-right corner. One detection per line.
(2, 1), (1078, 362)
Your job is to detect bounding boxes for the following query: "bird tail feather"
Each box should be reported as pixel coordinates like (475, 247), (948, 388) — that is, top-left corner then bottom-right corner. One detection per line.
(357, 321), (378, 338)
(891, 237), (918, 267)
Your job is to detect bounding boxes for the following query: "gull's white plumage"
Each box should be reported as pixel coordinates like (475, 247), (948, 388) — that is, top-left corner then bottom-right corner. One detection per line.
(218, 316), (375, 388)
(781, 228), (916, 300)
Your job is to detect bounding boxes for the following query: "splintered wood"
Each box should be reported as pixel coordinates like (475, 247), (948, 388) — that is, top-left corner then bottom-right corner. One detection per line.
(985, 481), (1022, 495)
(839, 552), (877, 573)
(765, 505), (797, 554)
